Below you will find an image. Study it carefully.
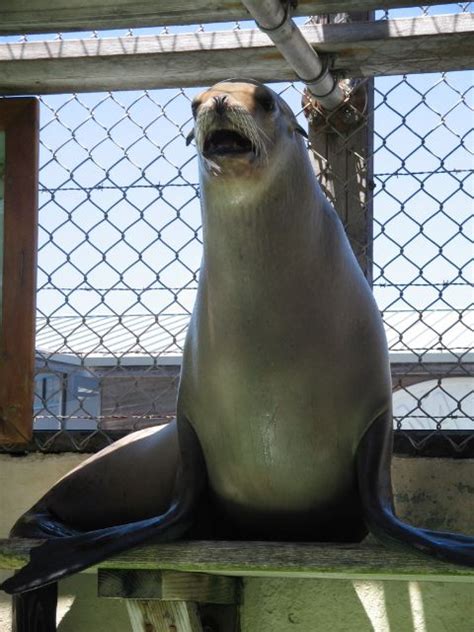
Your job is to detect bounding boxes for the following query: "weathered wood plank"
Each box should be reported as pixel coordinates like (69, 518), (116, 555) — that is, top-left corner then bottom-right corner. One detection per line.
(0, 14), (472, 94)
(0, 1), (453, 35)
(126, 600), (203, 632)
(98, 569), (239, 604)
(1, 539), (473, 582)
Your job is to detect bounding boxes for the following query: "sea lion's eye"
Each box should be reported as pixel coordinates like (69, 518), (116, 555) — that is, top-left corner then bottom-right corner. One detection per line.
(191, 101), (200, 119)
(258, 93), (275, 113)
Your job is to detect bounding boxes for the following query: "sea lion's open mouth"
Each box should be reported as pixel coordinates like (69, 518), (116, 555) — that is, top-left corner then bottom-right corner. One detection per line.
(203, 129), (254, 157)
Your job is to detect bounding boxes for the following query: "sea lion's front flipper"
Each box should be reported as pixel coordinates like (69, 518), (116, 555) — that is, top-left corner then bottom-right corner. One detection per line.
(1, 417), (206, 594)
(357, 410), (474, 567)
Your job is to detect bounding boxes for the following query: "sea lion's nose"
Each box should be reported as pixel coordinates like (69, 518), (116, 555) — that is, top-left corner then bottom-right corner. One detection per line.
(213, 95), (228, 115)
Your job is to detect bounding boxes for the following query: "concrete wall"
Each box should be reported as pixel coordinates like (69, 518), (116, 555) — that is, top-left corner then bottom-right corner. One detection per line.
(241, 577), (474, 632)
(0, 452), (132, 632)
(1, 453), (473, 631)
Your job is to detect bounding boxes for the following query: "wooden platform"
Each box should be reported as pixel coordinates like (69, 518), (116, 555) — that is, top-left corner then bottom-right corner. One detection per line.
(2, 539), (473, 631)
(1, 539), (473, 583)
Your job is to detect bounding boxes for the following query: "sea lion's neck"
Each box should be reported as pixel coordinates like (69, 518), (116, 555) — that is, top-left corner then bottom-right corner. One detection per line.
(199, 150), (321, 279)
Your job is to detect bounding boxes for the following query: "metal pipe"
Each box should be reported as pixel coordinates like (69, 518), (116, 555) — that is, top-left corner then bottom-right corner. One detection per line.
(241, 0), (345, 111)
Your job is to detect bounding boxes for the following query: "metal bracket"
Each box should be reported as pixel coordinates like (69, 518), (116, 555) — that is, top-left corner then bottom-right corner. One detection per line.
(302, 78), (369, 134)
(255, 1), (297, 32)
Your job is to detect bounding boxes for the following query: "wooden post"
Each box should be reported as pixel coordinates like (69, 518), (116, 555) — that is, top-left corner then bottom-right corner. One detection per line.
(126, 601), (203, 632)
(0, 98), (39, 443)
(306, 12), (374, 284)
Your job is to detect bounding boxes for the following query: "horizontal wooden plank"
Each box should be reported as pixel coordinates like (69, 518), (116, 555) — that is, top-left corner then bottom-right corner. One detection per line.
(98, 569), (239, 603)
(0, 14), (472, 95)
(1, 539), (473, 582)
(0, 1), (453, 35)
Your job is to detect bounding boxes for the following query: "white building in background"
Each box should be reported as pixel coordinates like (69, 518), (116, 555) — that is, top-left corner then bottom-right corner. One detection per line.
(393, 377), (473, 430)
(34, 308), (473, 431)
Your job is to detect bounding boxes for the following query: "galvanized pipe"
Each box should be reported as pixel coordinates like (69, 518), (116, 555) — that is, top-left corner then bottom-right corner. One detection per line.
(241, 0), (345, 110)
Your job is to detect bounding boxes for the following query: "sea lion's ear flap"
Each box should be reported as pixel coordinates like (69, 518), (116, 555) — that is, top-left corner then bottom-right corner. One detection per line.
(186, 128), (195, 146)
(294, 124), (308, 139)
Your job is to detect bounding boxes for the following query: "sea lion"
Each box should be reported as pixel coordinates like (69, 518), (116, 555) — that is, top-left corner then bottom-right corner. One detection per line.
(2, 81), (473, 626)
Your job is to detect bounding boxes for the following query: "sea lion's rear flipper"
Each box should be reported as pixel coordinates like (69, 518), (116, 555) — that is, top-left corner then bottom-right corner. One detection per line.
(356, 410), (474, 567)
(6, 514), (77, 631)
(1, 418), (206, 595)
(3, 500), (193, 595)
(12, 581), (58, 632)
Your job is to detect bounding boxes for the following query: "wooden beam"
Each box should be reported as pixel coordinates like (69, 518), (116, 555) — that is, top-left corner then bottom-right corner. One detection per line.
(1, 539), (473, 582)
(0, 13), (474, 94)
(0, 1), (455, 35)
(0, 14), (472, 94)
(99, 570), (240, 632)
(98, 569), (239, 604)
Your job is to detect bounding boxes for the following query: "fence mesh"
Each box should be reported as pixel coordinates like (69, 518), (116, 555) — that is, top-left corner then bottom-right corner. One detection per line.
(0, 4), (472, 453)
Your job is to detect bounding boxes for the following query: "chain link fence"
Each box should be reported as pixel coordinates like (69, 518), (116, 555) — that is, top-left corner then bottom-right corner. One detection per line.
(0, 4), (472, 453)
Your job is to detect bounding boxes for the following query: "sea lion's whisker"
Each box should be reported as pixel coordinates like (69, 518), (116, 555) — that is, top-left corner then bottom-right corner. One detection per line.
(204, 157), (222, 175)
(231, 111), (268, 161)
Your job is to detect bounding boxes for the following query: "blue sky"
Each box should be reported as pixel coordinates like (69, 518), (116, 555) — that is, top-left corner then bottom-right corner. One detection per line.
(1, 5), (472, 326)
(31, 69), (472, 324)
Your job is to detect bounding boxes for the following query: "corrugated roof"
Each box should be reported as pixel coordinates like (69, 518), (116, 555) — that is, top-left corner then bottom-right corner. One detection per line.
(383, 309), (472, 360)
(35, 309), (473, 366)
(36, 313), (188, 364)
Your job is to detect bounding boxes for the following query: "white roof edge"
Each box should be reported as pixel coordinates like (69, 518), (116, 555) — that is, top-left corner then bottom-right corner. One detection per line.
(36, 351), (474, 368)
(36, 351), (183, 367)
(84, 355), (183, 367)
(389, 351), (474, 364)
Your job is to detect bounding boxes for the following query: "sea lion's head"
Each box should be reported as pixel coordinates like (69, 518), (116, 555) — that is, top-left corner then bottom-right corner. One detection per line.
(187, 79), (308, 179)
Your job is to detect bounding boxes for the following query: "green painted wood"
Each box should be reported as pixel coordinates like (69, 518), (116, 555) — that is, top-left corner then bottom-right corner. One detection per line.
(1, 539), (473, 583)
